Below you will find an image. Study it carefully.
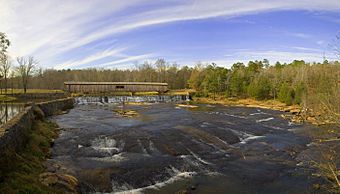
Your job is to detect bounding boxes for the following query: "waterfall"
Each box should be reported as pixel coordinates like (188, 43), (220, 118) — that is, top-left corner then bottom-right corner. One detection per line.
(75, 95), (190, 104)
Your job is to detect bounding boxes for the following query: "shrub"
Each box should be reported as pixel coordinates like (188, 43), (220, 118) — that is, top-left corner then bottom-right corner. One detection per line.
(247, 75), (271, 100)
(278, 83), (295, 105)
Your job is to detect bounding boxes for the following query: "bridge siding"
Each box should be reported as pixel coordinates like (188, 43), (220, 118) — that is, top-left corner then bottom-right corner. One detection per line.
(64, 82), (168, 93)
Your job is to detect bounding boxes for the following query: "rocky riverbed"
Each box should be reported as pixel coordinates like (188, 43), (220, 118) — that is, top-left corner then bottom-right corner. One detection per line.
(49, 102), (326, 193)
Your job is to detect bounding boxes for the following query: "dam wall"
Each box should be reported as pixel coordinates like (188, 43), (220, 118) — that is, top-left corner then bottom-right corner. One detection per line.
(0, 97), (74, 155)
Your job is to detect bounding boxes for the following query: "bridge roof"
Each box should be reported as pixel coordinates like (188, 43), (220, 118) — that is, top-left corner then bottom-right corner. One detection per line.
(64, 82), (168, 86)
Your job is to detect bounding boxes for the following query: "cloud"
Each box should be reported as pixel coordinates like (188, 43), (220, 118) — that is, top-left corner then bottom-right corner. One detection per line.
(317, 40), (325, 45)
(291, 46), (322, 52)
(0, 0), (142, 63)
(96, 54), (154, 68)
(289, 33), (312, 39)
(54, 47), (128, 69)
(181, 49), (339, 69)
(225, 50), (325, 64)
(314, 14), (340, 24)
(1, 0), (340, 69)
(171, 49), (330, 68)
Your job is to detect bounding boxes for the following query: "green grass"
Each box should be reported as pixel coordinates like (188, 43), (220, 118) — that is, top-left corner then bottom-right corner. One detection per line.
(1, 89), (64, 95)
(167, 89), (194, 95)
(0, 95), (17, 102)
(0, 121), (62, 193)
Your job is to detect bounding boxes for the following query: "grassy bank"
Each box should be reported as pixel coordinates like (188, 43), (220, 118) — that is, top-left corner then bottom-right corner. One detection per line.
(0, 95), (17, 102)
(1, 89), (64, 95)
(0, 120), (62, 193)
(0, 89), (66, 103)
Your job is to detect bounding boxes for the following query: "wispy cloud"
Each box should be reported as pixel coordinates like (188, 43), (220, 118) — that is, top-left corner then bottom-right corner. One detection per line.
(291, 46), (322, 52)
(225, 50), (325, 64)
(1, 0), (340, 69)
(314, 14), (340, 24)
(175, 49), (331, 68)
(96, 54), (154, 68)
(54, 47), (128, 69)
(289, 33), (312, 39)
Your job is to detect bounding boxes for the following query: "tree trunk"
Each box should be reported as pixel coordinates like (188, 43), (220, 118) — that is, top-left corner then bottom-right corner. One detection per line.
(22, 76), (27, 93)
(4, 75), (7, 94)
(11, 78), (13, 96)
(23, 81), (27, 94)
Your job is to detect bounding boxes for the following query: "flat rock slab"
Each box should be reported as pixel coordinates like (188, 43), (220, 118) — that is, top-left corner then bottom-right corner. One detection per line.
(51, 103), (320, 193)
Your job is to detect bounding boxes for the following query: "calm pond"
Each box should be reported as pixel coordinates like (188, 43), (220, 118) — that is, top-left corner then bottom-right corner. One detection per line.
(0, 103), (24, 126)
(50, 98), (323, 193)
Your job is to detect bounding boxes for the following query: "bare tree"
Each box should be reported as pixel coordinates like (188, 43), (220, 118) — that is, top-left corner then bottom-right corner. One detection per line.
(16, 56), (37, 93)
(0, 33), (11, 94)
(333, 35), (340, 58)
(10, 71), (15, 95)
(155, 59), (167, 82)
(0, 54), (12, 93)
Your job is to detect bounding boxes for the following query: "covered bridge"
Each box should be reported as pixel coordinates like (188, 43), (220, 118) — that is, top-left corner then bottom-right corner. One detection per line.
(64, 82), (168, 93)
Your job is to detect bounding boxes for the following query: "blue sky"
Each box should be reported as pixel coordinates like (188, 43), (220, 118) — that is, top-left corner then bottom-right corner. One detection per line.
(1, 0), (340, 69)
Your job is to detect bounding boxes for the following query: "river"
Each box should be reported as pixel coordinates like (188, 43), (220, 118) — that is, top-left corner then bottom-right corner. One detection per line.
(50, 98), (323, 193)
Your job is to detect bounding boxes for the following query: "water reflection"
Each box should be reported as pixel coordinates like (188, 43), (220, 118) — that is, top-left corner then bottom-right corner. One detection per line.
(0, 103), (24, 125)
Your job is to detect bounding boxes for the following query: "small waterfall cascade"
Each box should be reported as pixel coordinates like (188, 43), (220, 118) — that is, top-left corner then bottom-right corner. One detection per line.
(75, 95), (190, 104)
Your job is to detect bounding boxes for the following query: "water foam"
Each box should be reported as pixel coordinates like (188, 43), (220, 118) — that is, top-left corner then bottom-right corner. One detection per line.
(91, 136), (121, 155)
(75, 95), (190, 105)
(187, 149), (212, 165)
(256, 117), (274, 123)
(111, 167), (196, 194)
(249, 109), (271, 116)
(208, 111), (246, 119)
(228, 129), (265, 144)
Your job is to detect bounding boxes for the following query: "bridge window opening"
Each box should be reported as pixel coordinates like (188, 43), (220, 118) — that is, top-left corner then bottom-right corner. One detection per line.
(116, 85), (125, 89)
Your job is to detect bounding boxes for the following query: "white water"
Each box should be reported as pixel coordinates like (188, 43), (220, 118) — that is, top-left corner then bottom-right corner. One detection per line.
(187, 149), (212, 165)
(256, 117), (274, 123)
(75, 95), (190, 104)
(208, 111), (246, 119)
(110, 167), (196, 194)
(137, 139), (148, 154)
(249, 109), (271, 116)
(91, 136), (122, 155)
(148, 140), (161, 155)
(228, 128), (265, 144)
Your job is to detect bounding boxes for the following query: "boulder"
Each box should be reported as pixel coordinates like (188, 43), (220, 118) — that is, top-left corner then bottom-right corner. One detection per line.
(39, 172), (58, 185)
(39, 172), (78, 193)
(32, 106), (45, 120)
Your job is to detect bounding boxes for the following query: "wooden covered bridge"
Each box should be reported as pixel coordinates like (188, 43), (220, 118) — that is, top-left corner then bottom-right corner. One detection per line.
(64, 82), (168, 94)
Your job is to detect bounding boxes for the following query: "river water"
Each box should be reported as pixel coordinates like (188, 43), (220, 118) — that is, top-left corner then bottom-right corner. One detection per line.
(50, 98), (323, 193)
